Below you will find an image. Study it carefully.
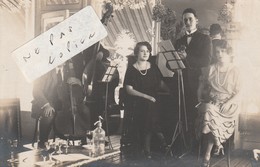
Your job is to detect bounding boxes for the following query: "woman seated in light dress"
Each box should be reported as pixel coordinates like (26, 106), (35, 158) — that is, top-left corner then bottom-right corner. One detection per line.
(195, 40), (241, 167)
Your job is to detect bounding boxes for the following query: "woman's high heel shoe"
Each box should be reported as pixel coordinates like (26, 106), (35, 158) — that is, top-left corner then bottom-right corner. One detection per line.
(213, 144), (224, 156)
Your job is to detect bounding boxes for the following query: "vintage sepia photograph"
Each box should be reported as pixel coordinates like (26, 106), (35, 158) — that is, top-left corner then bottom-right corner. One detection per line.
(1, 0), (260, 166)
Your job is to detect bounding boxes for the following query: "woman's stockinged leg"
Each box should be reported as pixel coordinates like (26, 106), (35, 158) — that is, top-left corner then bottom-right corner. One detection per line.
(144, 133), (152, 158)
(213, 136), (224, 155)
(203, 133), (214, 166)
(214, 136), (221, 147)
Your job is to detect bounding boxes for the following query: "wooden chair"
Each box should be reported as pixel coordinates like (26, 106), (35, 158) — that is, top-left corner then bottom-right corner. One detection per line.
(32, 117), (41, 148)
(107, 103), (123, 135)
(198, 133), (234, 167)
(119, 87), (133, 149)
(224, 134), (234, 167)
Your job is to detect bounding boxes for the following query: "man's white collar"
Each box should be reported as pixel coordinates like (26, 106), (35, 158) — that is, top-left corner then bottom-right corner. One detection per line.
(186, 28), (197, 35)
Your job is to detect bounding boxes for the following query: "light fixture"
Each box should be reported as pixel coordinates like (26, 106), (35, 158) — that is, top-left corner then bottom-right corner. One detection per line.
(109, 0), (147, 10)
(218, 0), (237, 23)
(0, 0), (31, 12)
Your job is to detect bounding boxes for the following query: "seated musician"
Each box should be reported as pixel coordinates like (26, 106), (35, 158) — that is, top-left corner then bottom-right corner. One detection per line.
(31, 63), (64, 148)
(123, 41), (169, 159)
(31, 57), (90, 148)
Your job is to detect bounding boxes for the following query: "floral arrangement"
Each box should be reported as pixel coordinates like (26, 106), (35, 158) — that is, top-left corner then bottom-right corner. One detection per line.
(160, 8), (177, 40)
(112, 0), (147, 10)
(151, 1), (177, 40)
(114, 29), (136, 56)
(162, 8), (176, 26)
(152, 3), (166, 22)
(218, 2), (235, 23)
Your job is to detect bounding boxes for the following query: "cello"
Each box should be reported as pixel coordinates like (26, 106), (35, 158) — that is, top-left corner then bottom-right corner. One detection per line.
(53, 60), (91, 140)
(53, 3), (114, 140)
(83, 45), (120, 133)
(83, 2), (114, 102)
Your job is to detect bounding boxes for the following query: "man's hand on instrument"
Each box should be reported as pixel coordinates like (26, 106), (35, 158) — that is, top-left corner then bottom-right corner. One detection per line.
(177, 45), (187, 59)
(43, 103), (55, 117)
(67, 77), (82, 86)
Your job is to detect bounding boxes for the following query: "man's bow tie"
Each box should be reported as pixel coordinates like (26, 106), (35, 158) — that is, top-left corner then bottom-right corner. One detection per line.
(186, 33), (193, 37)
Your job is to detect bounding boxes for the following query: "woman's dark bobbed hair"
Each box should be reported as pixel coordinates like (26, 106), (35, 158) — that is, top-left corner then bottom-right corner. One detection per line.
(215, 39), (233, 55)
(133, 41), (152, 57)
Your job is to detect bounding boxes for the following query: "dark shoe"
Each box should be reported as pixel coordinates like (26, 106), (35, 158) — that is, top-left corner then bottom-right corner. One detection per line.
(213, 144), (224, 156)
(144, 133), (152, 159)
(163, 145), (173, 156)
(156, 132), (172, 156)
(201, 160), (210, 167)
(144, 151), (152, 159)
(146, 154), (152, 159)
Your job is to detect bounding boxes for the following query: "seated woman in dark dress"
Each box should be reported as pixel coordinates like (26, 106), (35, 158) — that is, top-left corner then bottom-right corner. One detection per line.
(123, 41), (169, 158)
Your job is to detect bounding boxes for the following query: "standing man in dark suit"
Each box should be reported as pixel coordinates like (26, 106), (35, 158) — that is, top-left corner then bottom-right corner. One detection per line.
(175, 8), (212, 151)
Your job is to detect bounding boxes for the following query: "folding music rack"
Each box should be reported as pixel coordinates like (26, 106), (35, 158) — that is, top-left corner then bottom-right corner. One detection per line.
(101, 63), (118, 150)
(158, 40), (188, 157)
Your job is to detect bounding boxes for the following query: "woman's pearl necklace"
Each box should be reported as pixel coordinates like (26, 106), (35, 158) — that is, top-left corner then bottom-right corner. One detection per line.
(216, 65), (230, 86)
(136, 62), (148, 76)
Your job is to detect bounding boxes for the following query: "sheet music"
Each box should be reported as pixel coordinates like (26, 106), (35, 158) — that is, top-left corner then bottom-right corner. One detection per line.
(101, 65), (117, 82)
(158, 40), (185, 70)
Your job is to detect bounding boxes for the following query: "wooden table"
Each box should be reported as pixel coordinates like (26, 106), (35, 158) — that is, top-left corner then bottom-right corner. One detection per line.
(3, 145), (120, 167)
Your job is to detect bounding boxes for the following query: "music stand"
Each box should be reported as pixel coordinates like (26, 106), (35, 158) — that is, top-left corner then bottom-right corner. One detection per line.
(158, 40), (188, 157)
(101, 64), (118, 150)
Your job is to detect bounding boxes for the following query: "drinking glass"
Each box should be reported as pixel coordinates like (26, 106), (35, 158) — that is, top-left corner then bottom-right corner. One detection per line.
(64, 139), (69, 154)
(86, 130), (93, 142)
(7, 139), (18, 163)
(56, 139), (63, 154)
(45, 141), (55, 162)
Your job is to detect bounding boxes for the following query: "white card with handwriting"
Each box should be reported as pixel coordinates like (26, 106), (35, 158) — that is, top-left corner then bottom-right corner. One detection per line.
(11, 6), (107, 82)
